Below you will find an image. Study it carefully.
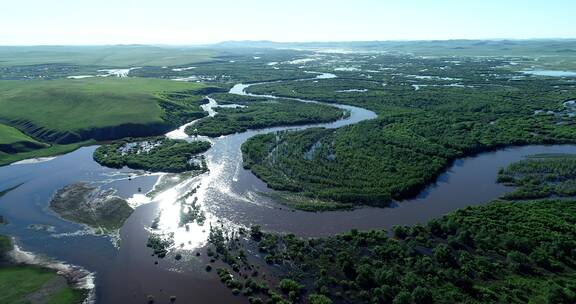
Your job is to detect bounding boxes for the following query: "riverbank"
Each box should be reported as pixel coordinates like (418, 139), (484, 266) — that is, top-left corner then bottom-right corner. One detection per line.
(240, 66), (576, 208)
(0, 235), (90, 304)
(206, 199), (576, 304)
(0, 140), (90, 167)
(1, 50), (575, 303)
(0, 78), (221, 167)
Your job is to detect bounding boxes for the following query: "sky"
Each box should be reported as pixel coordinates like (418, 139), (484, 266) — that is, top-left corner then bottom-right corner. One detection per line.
(1, 0), (574, 45)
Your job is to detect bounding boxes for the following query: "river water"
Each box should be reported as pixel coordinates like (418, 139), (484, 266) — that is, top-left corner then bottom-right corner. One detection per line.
(0, 73), (575, 303)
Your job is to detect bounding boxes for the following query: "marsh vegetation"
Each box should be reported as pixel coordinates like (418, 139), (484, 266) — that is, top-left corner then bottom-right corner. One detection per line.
(497, 154), (576, 200)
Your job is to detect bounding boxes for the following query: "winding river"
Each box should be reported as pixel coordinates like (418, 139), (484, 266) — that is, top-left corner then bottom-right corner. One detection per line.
(1, 72), (575, 303)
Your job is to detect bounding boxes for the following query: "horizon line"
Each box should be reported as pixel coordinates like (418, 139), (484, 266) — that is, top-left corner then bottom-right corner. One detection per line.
(2, 37), (576, 48)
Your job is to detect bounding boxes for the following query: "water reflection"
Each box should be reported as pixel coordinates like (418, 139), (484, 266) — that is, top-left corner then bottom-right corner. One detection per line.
(150, 72), (377, 254)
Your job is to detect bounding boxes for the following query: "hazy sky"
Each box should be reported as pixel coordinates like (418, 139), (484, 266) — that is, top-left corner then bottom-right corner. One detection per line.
(1, 0), (574, 45)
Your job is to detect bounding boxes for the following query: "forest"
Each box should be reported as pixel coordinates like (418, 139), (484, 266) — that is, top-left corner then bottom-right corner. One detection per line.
(190, 97), (346, 137)
(205, 199), (576, 304)
(93, 137), (210, 173)
(241, 54), (576, 207)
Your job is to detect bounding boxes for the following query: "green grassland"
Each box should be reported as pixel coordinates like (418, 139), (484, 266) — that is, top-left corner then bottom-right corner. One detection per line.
(366, 39), (576, 58)
(0, 142), (88, 167)
(0, 235), (86, 304)
(224, 39), (576, 60)
(0, 266), (85, 304)
(0, 123), (47, 153)
(0, 121), (86, 166)
(0, 77), (207, 141)
(0, 77), (218, 165)
(207, 199), (576, 304)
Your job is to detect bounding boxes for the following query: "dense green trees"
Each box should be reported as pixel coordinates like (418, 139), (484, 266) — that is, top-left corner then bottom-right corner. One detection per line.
(207, 199), (576, 303)
(93, 137), (210, 173)
(241, 55), (576, 207)
(188, 98), (346, 137)
(242, 125), (449, 206)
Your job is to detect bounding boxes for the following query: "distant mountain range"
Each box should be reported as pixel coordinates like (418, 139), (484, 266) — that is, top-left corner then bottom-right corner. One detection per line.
(208, 39), (576, 55)
(213, 39), (575, 46)
(1, 39), (575, 58)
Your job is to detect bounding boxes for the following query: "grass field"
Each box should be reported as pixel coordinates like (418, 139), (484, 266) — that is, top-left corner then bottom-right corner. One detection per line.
(0, 123), (83, 166)
(47, 286), (86, 304)
(0, 123), (47, 153)
(0, 77), (212, 165)
(0, 266), (86, 304)
(0, 77), (209, 138)
(0, 78), (209, 142)
(0, 141), (89, 166)
(0, 235), (85, 304)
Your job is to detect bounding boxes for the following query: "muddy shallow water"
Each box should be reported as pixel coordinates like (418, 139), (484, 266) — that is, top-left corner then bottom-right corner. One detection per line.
(1, 73), (575, 303)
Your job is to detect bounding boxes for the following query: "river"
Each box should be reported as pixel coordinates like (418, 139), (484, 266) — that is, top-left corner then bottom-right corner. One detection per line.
(0, 73), (575, 303)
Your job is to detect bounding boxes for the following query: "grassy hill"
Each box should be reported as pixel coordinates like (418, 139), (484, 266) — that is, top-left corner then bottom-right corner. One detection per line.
(0, 77), (208, 142)
(0, 124), (47, 153)
(0, 77), (215, 165)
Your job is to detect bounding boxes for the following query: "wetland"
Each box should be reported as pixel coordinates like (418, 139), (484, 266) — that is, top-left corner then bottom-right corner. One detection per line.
(1, 41), (576, 303)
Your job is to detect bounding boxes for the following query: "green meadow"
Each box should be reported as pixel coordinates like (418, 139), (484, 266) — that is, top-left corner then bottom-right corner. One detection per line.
(0, 123), (47, 152)
(0, 77), (212, 165)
